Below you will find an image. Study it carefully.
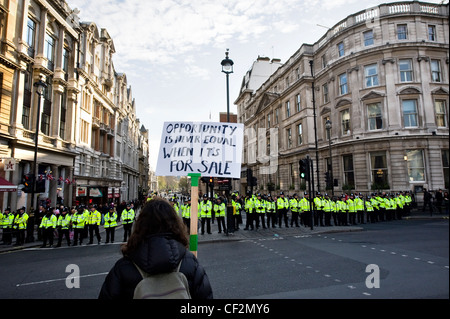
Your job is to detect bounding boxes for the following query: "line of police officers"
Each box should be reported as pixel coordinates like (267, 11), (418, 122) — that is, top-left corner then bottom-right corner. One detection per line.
(173, 191), (413, 233)
(0, 203), (136, 248)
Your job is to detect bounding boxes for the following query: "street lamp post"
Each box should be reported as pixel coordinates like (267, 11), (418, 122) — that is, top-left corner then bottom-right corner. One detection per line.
(31, 79), (47, 212)
(325, 119), (334, 197)
(221, 49), (234, 235)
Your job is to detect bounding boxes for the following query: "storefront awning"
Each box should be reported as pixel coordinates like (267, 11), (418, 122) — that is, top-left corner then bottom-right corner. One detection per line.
(0, 177), (18, 193)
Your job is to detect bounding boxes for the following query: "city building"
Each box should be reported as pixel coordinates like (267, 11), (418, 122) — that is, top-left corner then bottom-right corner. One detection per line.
(236, 1), (449, 201)
(0, 0), (149, 212)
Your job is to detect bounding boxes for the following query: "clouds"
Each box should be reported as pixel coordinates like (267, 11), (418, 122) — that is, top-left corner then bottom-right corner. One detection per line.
(69, 0), (303, 66)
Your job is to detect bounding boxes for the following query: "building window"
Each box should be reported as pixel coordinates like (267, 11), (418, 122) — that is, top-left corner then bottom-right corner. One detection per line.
(286, 101), (291, 118)
(403, 100), (418, 128)
(321, 55), (327, 68)
(365, 64), (379, 88)
(296, 68), (300, 80)
(443, 150), (449, 189)
(431, 60), (442, 82)
(397, 24), (408, 40)
(297, 123), (303, 146)
(26, 18), (36, 56)
(406, 150), (425, 182)
(266, 137), (271, 156)
(363, 30), (374, 46)
(286, 128), (292, 149)
(275, 108), (279, 124)
(339, 73), (348, 95)
(343, 155), (355, 189)
(267, 113), (271, 128)
(44, 33), (55, 70)
(296, 94), (301, 112)
(428, 25), (436, 41)
(60, 89), (67, 139)
(341, 109), (351, 135)
(80, 120), (90, 144)
(399, 59), (413, 82)
(371, 152), (389, 188)
(323, 83), (329, 104)
(435, 100), (447, 127)
(337, 42), (345, 57)
(368, 103), (383, 130)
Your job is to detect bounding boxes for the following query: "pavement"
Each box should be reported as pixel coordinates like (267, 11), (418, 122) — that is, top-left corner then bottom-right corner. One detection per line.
(1, 208), (447, 253)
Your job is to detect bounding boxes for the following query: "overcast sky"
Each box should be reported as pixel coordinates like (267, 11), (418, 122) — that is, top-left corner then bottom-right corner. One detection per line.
(68, 0), (446, 170)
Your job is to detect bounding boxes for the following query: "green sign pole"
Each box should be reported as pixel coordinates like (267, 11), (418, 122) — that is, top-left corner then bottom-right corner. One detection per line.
(188, 173), (201, 257)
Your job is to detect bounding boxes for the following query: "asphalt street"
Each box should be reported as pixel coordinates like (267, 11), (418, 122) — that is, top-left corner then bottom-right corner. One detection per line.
(0, 217), (447, 300)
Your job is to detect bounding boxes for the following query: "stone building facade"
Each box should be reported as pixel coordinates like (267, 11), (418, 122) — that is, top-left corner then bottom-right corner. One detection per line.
(236, 1), (449, 199)
(0, 0), (149, 212)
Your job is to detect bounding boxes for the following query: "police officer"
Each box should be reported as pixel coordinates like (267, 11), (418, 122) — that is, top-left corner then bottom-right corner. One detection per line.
(1, 208), (14, 245)
(314, 192), (324, 227)
(244, 193), (255, 230)
(199, 195), (212, 235)
(322, 194), (333, 226)
(104, 205), (118, 244)
(40, 208), (57, 248)
(181, 197), (191, 232)
(231, 194), (241, 231)
(266, 195), (276, 228)
(214, 197), (227, 233)
(347, 194), (357, 225)
(13, 207), (28, 246)
(72, 206), (87, 246)
(299, 192), (311, 228)
(56, 207), (72, 247)
(290, 194), (300, 227)
(277, 192), (289, 228)
(253, 194), (266, 229)
(87, 205), (102, 245)
(121, 203), (135, 242)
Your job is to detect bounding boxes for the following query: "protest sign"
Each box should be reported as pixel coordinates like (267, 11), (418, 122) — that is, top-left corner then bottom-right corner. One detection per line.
(156, 122), (244, 178)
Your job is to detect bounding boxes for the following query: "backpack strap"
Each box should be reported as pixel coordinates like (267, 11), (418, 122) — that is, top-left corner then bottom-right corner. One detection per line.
(133, 260), (183, 279)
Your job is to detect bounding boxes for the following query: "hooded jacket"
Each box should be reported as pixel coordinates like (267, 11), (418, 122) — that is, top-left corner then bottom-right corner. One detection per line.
(98, 234), (213, 299)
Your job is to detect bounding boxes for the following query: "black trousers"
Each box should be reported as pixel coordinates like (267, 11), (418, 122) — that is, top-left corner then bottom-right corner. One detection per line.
(245, 212), (254, 230)
(105, 227), (115, 243)
(216, 216), (226, 233)
(201, 218), (211, 234)
(57, 228), (71, 246)
(88, 225), (101, 244)
(123, 223), (133, 242)
(42, 227), (54, 247)
(291, 211), (299, 227)
(278, 209), (289, 227)
(73, 228), (84, 245)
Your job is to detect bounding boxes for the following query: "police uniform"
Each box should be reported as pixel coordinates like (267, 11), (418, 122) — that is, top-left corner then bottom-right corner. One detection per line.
(277, 192), (289, 228)
(199, 195), (212, 235)
(13, 208), (29, 246)
(88, 206), (102, 244)
(40, 210), (57, 248)
(104, 207), (118, 244)
(121, 204), (135, 242)
(289, 194), (300, 227)
(56, 208), (72, 247)
(214, 198), (227, 233)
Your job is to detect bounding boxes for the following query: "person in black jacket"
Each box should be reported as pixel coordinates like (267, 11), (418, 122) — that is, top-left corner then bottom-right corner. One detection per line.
(98, 197), (213, 299)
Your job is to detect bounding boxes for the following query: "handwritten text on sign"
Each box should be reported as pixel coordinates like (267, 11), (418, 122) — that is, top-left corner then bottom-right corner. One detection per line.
(156, 122), (244, 178)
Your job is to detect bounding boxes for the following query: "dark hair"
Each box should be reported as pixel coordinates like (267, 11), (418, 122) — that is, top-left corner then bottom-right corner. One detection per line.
(121, 197), (188, 256)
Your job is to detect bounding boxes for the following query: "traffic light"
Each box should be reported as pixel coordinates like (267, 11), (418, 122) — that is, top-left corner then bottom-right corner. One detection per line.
(22, 174), (34, 193)
(36, 178), (46, 193)
(299, 159), (310, 181)
(251, 177), (258, 187)
(325, 172), (331, 188)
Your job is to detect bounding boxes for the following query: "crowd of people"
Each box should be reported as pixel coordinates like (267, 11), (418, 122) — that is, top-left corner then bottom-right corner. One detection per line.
(0, 201), (139, 248)
(172, 189), (448, 234)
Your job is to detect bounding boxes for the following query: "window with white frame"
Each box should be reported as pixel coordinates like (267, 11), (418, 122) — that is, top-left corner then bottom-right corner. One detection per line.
(323, 83), (329, 104)
(406, 150), (425, 182)
(363, 30), (374, 46)
(397, 24), (408, 40)
(431, 60), (442, 82)
(368, 103), (383, 130)
(286, 128), (292, 149)
(297, 123), (303, 146)
(339, 73), (348, 95)
(399, 59), (413, 82)
(365, 64), (379, 88)
(296, 94), (301, 112)
(337, 42), (345, 57)
(435, 100), (448, 127)
(428, 25), (436, 41)
(341, 109), (351, 135)
(286, 101), (291, 118)
(402, 100), (418, 127)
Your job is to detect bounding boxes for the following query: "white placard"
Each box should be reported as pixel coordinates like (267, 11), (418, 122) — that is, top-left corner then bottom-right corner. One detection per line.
(156, 122), (244, 178)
